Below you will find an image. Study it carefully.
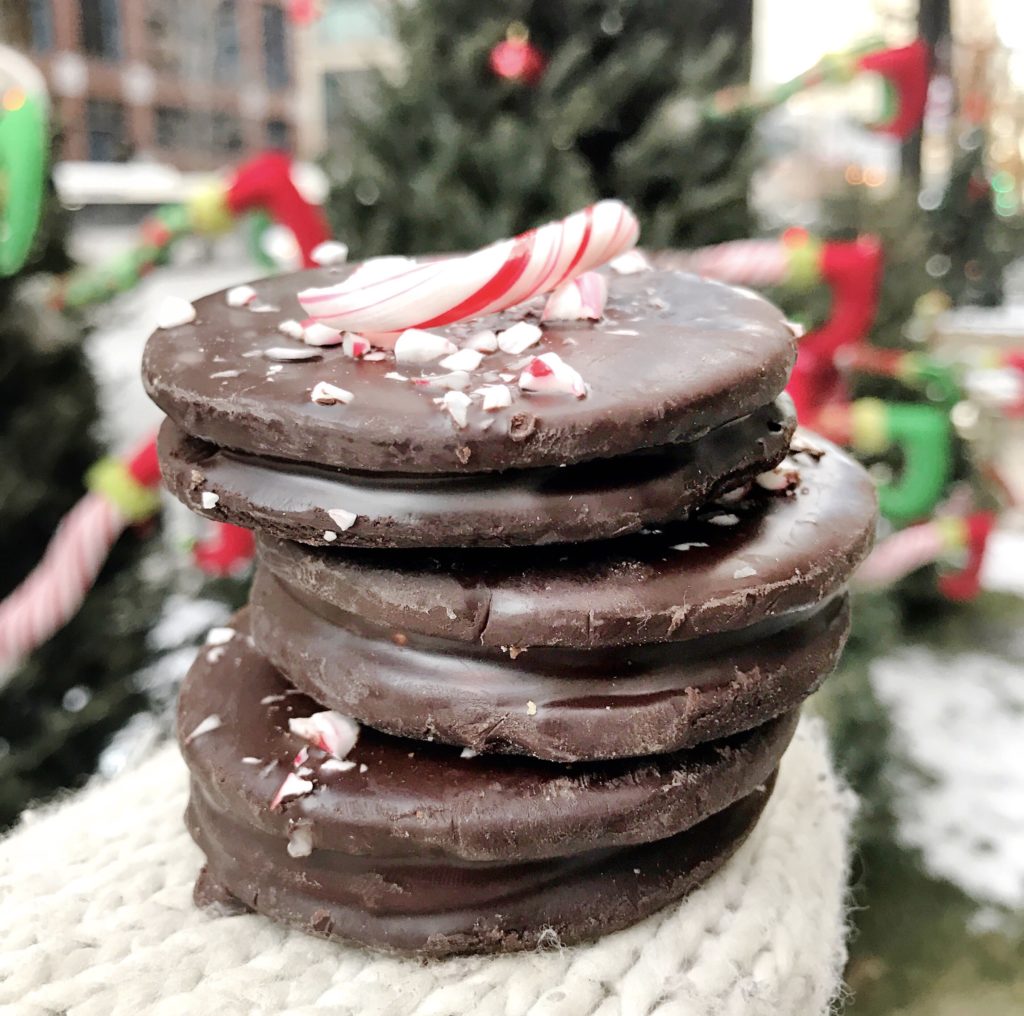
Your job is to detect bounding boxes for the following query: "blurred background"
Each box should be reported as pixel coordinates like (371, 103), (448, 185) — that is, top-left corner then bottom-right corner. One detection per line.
(1, 1), (1023, 1012)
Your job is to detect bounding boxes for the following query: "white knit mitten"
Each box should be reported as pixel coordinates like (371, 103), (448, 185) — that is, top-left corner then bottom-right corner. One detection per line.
(0, 717), (854, 1016)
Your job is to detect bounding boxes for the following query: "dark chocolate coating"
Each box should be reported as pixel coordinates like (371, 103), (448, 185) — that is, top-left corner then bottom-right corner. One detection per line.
(189, 776), (773, 956)
(157, 398), (795, 548)
(256, 437), (877, 650)
(179, 612), (797, 863)
(250, 565), (850, 761)
(141, 263), (797, 474)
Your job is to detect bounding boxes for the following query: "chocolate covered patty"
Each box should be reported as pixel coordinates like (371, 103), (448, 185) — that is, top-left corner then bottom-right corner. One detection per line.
(144, 262), (797, 546)
(181, 614), (791, 954)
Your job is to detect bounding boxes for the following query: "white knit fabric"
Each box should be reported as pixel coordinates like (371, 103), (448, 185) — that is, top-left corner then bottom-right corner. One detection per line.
(0, 717), (854, 1016)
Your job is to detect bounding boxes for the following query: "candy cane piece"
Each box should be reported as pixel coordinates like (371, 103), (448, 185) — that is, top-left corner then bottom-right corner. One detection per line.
(669, 240), (790, 287)
(298, 200), (639, 333)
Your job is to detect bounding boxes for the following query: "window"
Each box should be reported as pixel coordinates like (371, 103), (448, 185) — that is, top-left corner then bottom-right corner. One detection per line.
(29, 0), (55, 51)
(86, 99), (127, 160)
(154, 106), (187, 149)
(146, 1), (180, 76)
(80, 0), (121, 60)
(213, 1), (240, 83)
(265, 118), (290, 149)
(213, 112), (244, 153)
(262, 4), (290, 90)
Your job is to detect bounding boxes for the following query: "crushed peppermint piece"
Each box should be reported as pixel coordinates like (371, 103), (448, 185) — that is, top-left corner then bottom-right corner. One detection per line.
(610, 250), (652, 274)
(226, 284), (257, 307)
(303, 322), (344, 347)
(327, 507), (357, 531)
(310, 381), (354, 405)
(342, 332), (371, 358)
(293, 746), (311, 768)
(287, 824), (314, 857)
(271, 772), (314, 810)
(205, 646), (225, 664)
(607, 329), (639, 336)
(466, 329), (498, 353)
(156, 296), (196, 329)
(264, 346), (320, 362)
(785, 319), (806, 338)
(323, 530), (337, 542)
(475, 384), (513, 411)
(733, 565), (758, 579)
(442, 390), (472, 428)
(419, 371), (471, 391)
(289, 710), (360, 760)
(362, 350), (387, 361)
(205, 627), (235, 645)
(542, 272), (608, 322)
(385, 371), (408, 381)
(210, 369), (241, 379)
(440, 348), (485, 372)
(277, 319), (306, 340)
(519, 352), (587, 398)
(395, 328), (457, 364)
(460, 748), (478, 759)
(185, 714), (222, 743)
(497, 321), (542, 355)
(526, 700), (538, 716)
(249, 301), (278, 313)
(708, 513), (740, 526)
(499, 372), (516, 383)
(260, 693), (286, 705)
(359, 763), (368, 773)
(671, 542), (709, 552)
(311, 240), (349, 266)
(200, 491), (220, 510)
(241, 756), (261, 765)
(320, 758), (357, 774)
(756, 464), (801, 492)
(267, 364), (284, 375)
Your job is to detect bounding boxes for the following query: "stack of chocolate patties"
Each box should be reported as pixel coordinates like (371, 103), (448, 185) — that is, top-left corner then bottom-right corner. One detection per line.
(143, 260), (876, 957)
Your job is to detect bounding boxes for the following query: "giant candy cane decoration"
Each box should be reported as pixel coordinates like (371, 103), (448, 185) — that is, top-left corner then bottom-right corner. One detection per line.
(299, 200), (639, 334)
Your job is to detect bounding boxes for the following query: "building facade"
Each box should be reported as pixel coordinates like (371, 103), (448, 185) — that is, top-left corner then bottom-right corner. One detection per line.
(11, 0), (297, 169)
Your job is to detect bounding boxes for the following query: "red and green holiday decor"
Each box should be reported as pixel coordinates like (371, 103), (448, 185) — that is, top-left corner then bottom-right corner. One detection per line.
(707, 37), (929, 140)
(489, 23), (546, 86)
(288, 0), (322, 25)
(52, 151), (332, 311)
(0, 45), (49, 278)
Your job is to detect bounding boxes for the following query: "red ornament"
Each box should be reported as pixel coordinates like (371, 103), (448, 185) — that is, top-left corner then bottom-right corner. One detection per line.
(192, 523), (255, 578)
(489, 24), (545, 86)
(288, 0), (321, 25)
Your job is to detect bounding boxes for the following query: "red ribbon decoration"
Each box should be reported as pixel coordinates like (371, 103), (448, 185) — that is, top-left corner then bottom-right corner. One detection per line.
(858, 40), (930, 139)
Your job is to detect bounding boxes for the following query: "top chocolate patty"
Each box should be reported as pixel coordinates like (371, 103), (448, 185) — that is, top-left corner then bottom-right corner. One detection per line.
(142, 261), (796, 475)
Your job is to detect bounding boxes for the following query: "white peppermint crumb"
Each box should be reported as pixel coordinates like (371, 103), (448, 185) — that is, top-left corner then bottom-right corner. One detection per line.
(708, 514), (740, 526)
(460, 748), (478, 759)
(499, 372), (516, 383)
(260, 694), (286, 704)
(362, 351), (387, 361)
(303, 322), (344, 347)
(385, 371), (407, 381)
(311, 240), (349, 266)
(249, 302), (278, 313)
(359, 763), (368, 773)
(296, 766), (314, 778)
(210, 369), (241, 379)
(205, 626), (235, 645)
(442, 390), (472, 428)
(342, 333), (369, 358)
(327, 507), (358, 531)
(155, 296), (196, 329)
(477, 384), (512, 411)
(287, 824), (314, 858)
(185, 714), (222, 743)
(526, 700), (538, 716)
(310, 381), (354, 405)
(394, 328), (457, 364)
(733, 565), (758, 579)
(200, 491), (220, 510)
(633, 868), (641, 875)
(321, 757), (358, 774)
(264, 346), (320, 361)
(322, 530), (337, 543)
(429, 371), (471, 391)
(272, 773), (314, 810)
(241, 757), (261, 765)
(226, 284), (257, 307)
(440, 348), (484, 372)
(205, 646), (225, 664)
(497, 321), (543, 355)
(756, 465), (800, 491)
(466, 329), (498, 353)
(607, 329), (640, 336)
(277, 319), (306, 340)
(671, 542), (709, 551)
(267, 364), (283, 375)
(610, 250), (651, 274)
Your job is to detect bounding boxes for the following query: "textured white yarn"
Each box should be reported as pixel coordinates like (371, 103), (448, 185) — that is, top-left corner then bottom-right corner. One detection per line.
(0, 717), (854, 1016)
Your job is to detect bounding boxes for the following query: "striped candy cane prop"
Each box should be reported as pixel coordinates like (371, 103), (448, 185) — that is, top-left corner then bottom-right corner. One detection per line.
(0, 439), (162, 678)
(298, 200), (639, 334)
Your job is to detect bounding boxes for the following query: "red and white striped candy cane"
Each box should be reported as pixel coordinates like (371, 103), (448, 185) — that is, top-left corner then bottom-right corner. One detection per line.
(855, 520), (947, 589)
(0, 492), (127, 677)
(298, 199), (639, 334)
(667, 239), (790, 287)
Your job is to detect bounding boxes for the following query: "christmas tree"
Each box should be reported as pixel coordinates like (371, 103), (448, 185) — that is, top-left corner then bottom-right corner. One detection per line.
(326, 0), (757, 255)
(0, 189), (163, 829)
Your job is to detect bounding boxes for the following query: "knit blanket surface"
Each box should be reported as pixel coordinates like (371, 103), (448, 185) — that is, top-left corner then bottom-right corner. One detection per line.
(0, 717), (854, 1016)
